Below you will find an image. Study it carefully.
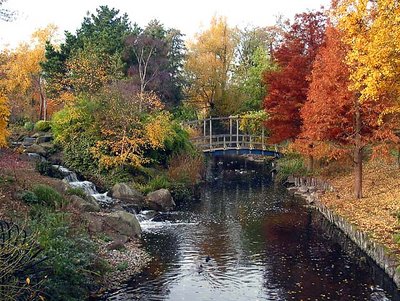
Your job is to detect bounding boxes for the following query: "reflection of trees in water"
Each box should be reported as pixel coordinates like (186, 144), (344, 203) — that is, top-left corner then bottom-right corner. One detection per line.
(105, 156), (400, 300)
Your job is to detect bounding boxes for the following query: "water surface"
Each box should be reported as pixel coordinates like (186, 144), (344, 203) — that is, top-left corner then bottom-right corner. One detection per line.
(104, 157), (399, 301)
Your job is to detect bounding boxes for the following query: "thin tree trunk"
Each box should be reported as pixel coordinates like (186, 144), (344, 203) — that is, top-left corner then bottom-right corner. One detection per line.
(397, 146), (400, 169)
(38, 76), (47, 121)
(354, 99), (362, 199)
(308, 154), (314, 173)
(307, 143), (314, 173)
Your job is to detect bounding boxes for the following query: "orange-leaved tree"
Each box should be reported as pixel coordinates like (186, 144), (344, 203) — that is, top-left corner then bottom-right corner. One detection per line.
(263, 11), (326, 143)
(298, 25), (399, 199)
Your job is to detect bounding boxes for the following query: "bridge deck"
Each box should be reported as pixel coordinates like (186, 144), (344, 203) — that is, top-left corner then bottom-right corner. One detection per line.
(191, 135), (281, 157)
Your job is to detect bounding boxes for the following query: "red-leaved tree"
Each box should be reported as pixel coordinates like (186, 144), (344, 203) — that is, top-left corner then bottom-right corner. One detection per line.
(263, 11), (326, 143)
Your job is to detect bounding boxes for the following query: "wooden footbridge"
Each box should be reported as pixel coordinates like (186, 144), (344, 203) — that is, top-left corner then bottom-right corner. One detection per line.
(184, 116), (281, 158)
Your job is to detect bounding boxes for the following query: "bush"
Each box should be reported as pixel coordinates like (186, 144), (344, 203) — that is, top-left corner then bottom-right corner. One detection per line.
(167, 153), (204, 185)
(134, 174), (171, 194)
(32, 184), (65, 208)
(0, 221), (45, 301)
(21, 190), (39, 204)
(66, 187), (87, 199)
(23, 121), (34, 131)
(29, 207), (105, 300)
(169, 182), (193, 203)
(34, 120), (51, 132)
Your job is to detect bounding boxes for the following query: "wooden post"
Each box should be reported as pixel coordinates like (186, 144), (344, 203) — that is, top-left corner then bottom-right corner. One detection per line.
(262, 127), (265, 150)
(229, 117), (233, 147)
(209, 118), (212, 150)
(236, 118), (239, 148)
(203, 119), (206, 146)
(249, 135), (253, 149)
(223, 135), (226, 149)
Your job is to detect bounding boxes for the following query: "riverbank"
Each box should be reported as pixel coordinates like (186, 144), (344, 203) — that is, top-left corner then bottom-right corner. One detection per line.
(287, 160), (400, 287)
(0, 149), (151, 300)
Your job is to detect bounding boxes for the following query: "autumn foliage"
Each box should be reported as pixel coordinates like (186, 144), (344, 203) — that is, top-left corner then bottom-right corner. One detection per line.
(0, 93), (10, 147)
(263, 11), (326, 143)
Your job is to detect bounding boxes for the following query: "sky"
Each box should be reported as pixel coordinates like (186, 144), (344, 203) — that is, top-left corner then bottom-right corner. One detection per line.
(0, 0), (330, 49)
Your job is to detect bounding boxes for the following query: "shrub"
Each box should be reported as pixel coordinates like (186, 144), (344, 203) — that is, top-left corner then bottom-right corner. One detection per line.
(23, 121), (34, 131)
(167, 153), (204, 185)
(66, 187), (87, 199)
(29, 207), (104, 300)
(32, 184), (65, 208)
(21, 190), (39, 204)
(34, 120), (51, 132)
(0, 221), (45, 301)
(169, 182), (193, 203)
(134, 174), (171, 194)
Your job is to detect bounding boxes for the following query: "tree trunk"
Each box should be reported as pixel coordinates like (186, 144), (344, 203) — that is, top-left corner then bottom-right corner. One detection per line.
(354, 99), (362, 199)
(307, 143), (314, 173)
(397, 146), (400, 169)
(307, 154), (314, 173)
(38, 76), (47, 121)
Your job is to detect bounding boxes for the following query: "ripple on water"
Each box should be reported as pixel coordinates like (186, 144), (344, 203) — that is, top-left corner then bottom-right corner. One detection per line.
(103, 158), (399, 301)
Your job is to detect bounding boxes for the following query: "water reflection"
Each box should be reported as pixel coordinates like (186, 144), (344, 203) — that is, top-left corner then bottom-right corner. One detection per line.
(103, 156), (399, 301)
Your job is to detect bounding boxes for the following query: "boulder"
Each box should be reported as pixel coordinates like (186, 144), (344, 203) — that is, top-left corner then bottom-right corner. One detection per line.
(25, 144), (46, 156)
(111, 183), (144, 206)
(22, 137), (36, 147)
(105, 211), (142, 238)
(146, 189), (175, 211)
(38, 142), (55, 151)
(26, 153), (45, 162)
(36, 135), (53, 144)
(70, 195), (100, 212)
(85, 211), (142, 239)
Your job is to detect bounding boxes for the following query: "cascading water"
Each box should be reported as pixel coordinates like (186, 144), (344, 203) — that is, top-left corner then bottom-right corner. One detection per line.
(52, 165), (114, 207)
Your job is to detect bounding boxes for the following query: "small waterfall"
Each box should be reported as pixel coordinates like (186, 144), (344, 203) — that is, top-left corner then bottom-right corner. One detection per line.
(53, 165), (114, 207)
(69, 180), (98, 195)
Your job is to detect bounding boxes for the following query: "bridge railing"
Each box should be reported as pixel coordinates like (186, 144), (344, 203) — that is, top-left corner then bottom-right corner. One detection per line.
(191, 134), (275, 152)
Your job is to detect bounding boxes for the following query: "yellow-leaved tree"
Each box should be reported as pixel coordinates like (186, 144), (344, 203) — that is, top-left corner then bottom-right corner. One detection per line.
(185, 16), (238, 116)
(334, 0), (400, 113)
(1, 24), (58, 120)
(90, 90), (173, 169)
(0, 92), (10, 147)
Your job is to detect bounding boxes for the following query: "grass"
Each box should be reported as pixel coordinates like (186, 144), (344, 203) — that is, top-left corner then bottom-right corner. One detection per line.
(116, 261), (129, 271)
(276, 153), (308, 182)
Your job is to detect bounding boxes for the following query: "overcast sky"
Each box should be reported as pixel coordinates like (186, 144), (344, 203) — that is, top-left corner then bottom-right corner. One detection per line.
(0, 0), (330, 49)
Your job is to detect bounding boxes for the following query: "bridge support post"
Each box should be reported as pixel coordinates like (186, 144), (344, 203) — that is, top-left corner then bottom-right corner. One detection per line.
(262, 127), (265, 150)
(203, 119), (206, 146)
(236, 118), (239, 149)
(209, 118), (212, 150)
(229, 117), (233, 147)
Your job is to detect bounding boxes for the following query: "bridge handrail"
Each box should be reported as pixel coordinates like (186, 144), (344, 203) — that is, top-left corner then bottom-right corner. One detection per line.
(183, 117), (280, 157)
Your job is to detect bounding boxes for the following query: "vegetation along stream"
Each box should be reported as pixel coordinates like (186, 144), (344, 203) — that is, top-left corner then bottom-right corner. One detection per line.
(102, 157), (400, 301)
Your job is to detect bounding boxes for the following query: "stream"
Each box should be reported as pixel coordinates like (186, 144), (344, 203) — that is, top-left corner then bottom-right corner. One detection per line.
(97, 156), (400, 301)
